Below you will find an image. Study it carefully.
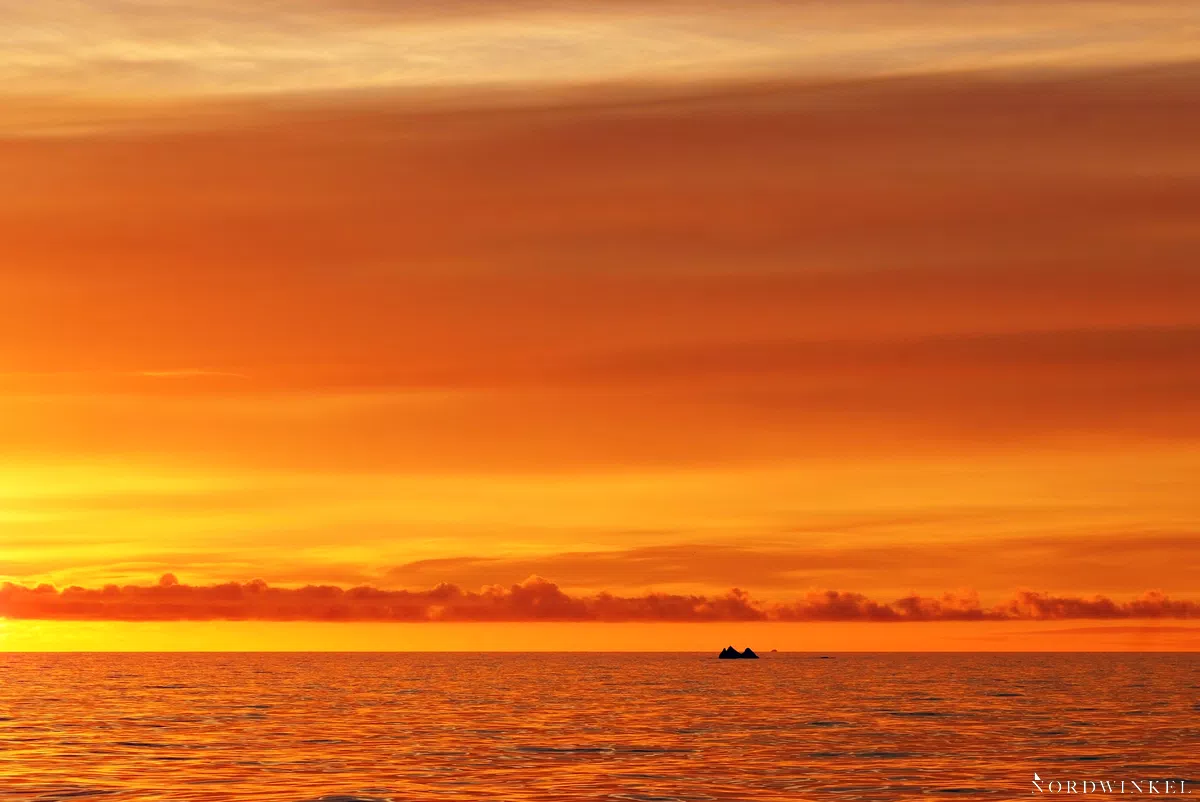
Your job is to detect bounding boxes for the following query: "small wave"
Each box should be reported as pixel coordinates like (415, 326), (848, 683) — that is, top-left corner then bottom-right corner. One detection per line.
(29, 787), (119, 800)
(516, 745), (612, 754)
(614, 746), (693, 754)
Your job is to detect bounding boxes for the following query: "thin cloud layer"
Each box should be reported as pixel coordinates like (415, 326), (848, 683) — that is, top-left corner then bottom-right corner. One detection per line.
(1, 575), (1196, 623)
(381, 533), (1200, 601)
(6, 1), (1197, 104)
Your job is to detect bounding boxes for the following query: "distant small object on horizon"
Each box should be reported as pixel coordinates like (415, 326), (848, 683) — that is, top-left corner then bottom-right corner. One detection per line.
(718, 646), (759, 659)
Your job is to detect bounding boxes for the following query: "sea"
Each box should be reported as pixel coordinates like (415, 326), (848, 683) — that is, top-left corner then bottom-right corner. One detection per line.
(0, 653), (1196, 801)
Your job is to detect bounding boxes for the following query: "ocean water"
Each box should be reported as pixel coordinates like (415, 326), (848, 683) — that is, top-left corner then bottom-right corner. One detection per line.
(0, 653), (1196, 801)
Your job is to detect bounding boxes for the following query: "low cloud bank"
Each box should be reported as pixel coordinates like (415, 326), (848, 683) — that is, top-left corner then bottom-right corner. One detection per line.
(1, 575), (1197, 622)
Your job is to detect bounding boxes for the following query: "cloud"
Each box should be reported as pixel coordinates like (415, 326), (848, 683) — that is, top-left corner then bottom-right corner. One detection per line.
(995, 590), (1200, 620)
(382, 533), (1200, 598)
(5, 67), (1199, 472)
(1, 576), (1196, 622)
(8, 0), (1196, 105)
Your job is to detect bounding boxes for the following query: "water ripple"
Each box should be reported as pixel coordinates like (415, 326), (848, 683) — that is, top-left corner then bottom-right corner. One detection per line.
(0, 653), (1195, 801)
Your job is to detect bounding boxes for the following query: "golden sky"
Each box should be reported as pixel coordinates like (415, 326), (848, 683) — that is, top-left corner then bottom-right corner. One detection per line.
(1, 0), (1198, 650)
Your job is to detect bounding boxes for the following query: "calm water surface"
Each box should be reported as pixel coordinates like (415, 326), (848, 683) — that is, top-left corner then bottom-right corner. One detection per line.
(0, 653), (1196, 801)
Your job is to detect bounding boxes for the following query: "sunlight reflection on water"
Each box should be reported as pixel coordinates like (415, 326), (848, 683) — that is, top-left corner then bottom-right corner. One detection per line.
(0, 653), (1196, 800)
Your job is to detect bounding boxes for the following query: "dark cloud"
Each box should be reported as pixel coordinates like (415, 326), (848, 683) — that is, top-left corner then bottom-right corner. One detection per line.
(1, 576), (1196, 622)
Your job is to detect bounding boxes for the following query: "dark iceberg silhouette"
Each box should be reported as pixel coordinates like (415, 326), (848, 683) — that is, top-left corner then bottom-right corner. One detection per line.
(718, 646), (759, 659)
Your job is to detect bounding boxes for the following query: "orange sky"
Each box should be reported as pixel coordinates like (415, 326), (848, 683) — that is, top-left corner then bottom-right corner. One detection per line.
(1, 0), (1198, 650)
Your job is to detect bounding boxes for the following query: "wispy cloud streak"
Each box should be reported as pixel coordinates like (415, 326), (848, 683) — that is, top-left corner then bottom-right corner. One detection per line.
(6, 0), (1197, 102)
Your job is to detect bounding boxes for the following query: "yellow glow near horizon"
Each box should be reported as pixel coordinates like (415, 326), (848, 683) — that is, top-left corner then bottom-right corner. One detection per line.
(3, 620), (1199, 653)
